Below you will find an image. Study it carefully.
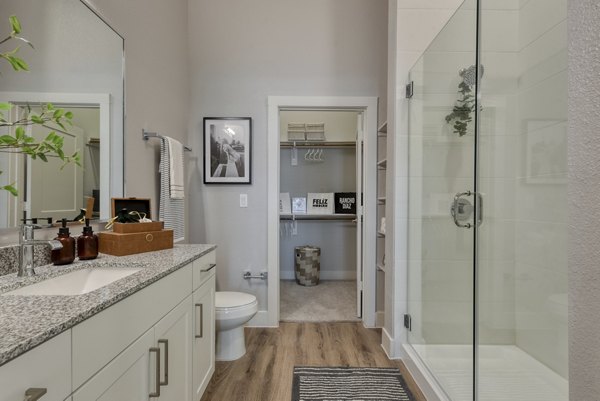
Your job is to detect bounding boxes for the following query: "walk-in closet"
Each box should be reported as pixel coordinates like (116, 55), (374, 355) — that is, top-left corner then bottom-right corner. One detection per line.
(279, 109), (360, 322)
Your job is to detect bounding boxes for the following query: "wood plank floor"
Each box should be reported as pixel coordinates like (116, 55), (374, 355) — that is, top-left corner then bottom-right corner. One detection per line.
(201, 322), (426, 401)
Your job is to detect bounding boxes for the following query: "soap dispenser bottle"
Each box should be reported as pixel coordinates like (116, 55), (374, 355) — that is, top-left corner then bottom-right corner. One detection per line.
(51, 218), (76, 265)
(77, 219), (99, 260)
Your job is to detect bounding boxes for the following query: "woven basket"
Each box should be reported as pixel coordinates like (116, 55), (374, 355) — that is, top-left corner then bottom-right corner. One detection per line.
(294, 245), (321, 286)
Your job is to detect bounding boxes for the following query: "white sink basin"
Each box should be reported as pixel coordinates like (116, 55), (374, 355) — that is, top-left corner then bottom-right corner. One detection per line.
(4, 268), (142, 296)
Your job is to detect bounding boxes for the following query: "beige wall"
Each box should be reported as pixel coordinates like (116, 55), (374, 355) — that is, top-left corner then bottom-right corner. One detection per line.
(90, 0), (190, 221)
(186, 0), (388, 312)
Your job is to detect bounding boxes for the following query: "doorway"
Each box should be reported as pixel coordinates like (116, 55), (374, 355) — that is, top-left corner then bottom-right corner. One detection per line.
(266, 96), (378, 327)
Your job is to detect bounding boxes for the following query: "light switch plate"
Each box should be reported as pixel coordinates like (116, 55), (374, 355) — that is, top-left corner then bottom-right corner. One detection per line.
(240, 194), (248, 208)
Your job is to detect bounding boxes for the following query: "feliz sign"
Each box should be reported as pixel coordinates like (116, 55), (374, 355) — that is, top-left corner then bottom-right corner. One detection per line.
(307, 193), (334, 214)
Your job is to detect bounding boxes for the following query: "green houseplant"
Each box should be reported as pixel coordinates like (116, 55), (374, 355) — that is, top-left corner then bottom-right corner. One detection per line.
(0, 16), (80, 196)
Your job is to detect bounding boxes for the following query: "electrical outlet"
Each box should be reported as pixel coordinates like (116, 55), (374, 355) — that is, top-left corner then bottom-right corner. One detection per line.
(240, 194), (248, 208)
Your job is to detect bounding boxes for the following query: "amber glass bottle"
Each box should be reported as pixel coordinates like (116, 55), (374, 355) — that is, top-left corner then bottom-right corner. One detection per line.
(51, 218), (76, 265)
(77, 219), (98, 260)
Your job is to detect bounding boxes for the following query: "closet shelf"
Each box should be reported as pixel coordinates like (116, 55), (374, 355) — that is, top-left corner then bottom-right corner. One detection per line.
(377, 159), (387, 169)
(280, 141), (356, 149)
(280, 214), (357, 221)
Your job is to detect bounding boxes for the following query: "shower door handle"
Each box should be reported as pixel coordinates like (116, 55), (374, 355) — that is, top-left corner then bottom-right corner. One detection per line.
(475, 192), (483, 227)
(451, 191), (483, 228)
(451, 191), (473, 229)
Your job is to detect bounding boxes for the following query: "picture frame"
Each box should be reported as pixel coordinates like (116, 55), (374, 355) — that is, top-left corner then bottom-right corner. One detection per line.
(292, 197), (307, 214)
(204, 117), (252, 184)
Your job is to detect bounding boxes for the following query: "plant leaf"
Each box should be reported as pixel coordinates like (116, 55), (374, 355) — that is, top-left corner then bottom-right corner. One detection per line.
(0, 135), (17, 145)
(2, 184), (18, 196)
(9, 15), (21, 34)
(0, 103), (12, 111)
(15, 126), (25, 141)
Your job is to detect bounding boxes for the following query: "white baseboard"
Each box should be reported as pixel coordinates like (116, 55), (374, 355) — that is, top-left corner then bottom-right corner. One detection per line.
(401, 344), (450, 401)
(376, 311), (385, 328)
(381, 327), (395, 359)
(246, 310), (276, 328)
(280, 270), (356, 280)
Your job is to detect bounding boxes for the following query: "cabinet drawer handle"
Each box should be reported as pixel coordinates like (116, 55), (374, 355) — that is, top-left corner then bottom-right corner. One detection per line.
(24, 388), (47, 401)
(200, 263), (216, 273)
(158, 339), (169, 386)
(195, 303), (203, 338)
(149, 347), (161, 397)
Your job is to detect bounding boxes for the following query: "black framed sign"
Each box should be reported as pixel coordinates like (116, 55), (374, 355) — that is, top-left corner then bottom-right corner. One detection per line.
(203, 117), (252, 184)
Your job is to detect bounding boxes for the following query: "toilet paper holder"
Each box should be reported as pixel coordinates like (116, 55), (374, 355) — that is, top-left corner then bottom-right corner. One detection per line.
(243, 270), (268, 280)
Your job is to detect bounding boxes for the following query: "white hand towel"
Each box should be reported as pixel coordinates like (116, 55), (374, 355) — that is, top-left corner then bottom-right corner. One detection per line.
(160, 138), (185, 242)
(164, 136), (185, 199)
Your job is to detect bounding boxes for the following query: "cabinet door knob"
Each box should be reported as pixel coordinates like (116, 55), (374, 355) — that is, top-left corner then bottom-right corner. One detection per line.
(24, 388), (47, 401)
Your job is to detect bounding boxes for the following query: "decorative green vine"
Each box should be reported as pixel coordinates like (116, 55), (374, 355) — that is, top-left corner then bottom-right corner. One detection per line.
(0, 16), (80, 196)
(445, 81), (475, 137)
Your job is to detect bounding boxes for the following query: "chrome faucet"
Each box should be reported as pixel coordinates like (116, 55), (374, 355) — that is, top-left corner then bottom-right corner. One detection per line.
(18, 223), (63, 277)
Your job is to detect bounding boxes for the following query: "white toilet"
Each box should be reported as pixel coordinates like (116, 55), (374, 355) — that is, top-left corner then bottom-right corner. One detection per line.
(215, 291), (258, 361)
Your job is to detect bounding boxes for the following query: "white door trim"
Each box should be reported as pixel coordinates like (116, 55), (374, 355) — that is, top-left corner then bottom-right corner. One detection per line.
(265, 96), (378, 328)
(0, 91), (117, 221)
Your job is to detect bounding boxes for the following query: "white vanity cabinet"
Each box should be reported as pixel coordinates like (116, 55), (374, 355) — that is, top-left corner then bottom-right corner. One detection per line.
(0, 249), (217, 401)
(153, 295), (194, 401)
(72, 329), (155, 401)
(0, 331), (71, 401)
(73, 296), (196, 401)
(192, 275), (215, 400)
(190, 251), (217, 400)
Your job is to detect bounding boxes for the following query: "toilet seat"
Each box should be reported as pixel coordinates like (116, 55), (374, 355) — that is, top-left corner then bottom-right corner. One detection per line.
(216, 291), (257, 311)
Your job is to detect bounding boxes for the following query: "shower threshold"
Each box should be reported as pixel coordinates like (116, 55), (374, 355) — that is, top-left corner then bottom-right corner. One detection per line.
(411, 344), (568, 401)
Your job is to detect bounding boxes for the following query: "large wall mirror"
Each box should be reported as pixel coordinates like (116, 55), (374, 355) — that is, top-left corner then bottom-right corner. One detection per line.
(0, 0), (124, 228)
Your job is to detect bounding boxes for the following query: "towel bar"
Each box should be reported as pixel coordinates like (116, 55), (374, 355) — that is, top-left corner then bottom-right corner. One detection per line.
(142, 129), (192, 151)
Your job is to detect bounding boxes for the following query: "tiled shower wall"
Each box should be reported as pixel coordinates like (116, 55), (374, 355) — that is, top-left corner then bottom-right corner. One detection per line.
(512, 0), (568, 378)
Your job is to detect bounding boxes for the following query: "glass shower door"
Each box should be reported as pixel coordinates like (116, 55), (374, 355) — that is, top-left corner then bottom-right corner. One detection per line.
(406, 2), (478, 400)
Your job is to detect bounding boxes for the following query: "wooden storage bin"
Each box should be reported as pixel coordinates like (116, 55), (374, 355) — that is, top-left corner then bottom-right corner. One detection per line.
(112, 221), (164, 234)
(111, 197), (152, 219)
(98, 230), (173, 256)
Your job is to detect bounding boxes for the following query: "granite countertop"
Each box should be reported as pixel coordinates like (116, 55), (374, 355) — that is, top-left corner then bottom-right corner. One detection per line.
(0, 244), (216, 367)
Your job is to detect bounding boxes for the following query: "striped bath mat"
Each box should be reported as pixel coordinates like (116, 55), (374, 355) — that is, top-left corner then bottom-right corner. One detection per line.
(292, 366), (415, 401)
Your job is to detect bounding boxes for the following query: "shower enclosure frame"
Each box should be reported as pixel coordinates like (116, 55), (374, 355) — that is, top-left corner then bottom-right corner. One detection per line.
(400, 0), (569, 400)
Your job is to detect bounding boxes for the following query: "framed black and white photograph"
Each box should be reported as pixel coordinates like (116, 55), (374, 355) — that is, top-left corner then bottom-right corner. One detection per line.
(204, 117), (252, 184)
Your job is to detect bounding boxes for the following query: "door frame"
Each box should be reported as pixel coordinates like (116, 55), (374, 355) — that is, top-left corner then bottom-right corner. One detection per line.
(0, 91), (115, 222)
(264, 96), (378, 328)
